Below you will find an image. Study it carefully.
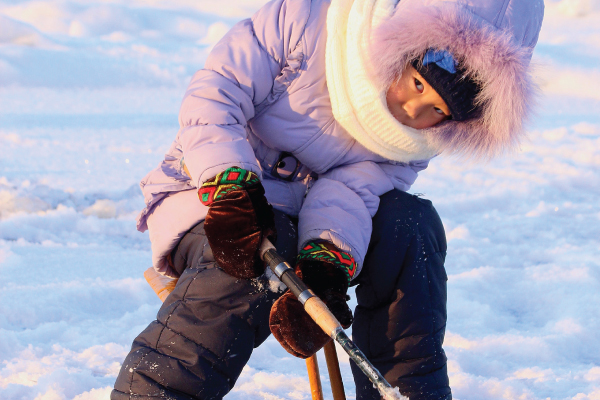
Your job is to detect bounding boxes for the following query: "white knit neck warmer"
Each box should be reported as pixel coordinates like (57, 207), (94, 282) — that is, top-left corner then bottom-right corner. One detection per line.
(325, 0), (439, 162)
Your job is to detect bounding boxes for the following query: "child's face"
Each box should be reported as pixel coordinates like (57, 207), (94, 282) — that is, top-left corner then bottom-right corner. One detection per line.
(386, 64), (450, 129)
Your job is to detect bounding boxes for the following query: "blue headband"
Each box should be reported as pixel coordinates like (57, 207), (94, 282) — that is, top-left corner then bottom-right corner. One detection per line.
(422, 49), (456, 74)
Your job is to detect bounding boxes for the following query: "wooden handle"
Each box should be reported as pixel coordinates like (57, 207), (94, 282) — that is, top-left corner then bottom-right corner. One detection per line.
(304, 296), (342, 338)
(324, 341), (346, 400)
(306, 354), (324, 400)
(144, 267), (178, 302)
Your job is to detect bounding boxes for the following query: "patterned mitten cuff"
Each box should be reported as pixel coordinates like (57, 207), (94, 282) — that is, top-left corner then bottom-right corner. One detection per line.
(297, 241), (357, 284)
(198, 167), (260, 206)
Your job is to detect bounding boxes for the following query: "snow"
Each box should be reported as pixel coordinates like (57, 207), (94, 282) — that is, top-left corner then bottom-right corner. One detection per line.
(0, 0), (599, 399)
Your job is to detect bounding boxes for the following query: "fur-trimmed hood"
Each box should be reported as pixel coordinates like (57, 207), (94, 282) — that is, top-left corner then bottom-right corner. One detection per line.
(371, 0), (545, 159)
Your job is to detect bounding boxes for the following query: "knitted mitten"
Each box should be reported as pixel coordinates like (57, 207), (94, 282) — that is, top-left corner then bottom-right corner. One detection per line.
(269, 241), (356, 358)
(200, 167), (276, 279)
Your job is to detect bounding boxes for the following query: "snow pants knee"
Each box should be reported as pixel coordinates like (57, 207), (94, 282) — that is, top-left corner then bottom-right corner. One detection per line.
(352, 190), (451, 400)
(111, 211), (297, 400)
(112, 190), (451, 400)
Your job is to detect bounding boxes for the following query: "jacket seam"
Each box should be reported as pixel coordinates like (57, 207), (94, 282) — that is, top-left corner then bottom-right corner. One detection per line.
(249, 18), (284, 72)
(292, 116), (335, 154)
(494, 0), (512, 27)
(119, 344), (204, 400)
(151, 269), (238, 384)
(252, 0), (316, 126)
(276, 41), (307, 103)
(180, 68), (256, 125)
(139, 327), (232, 392)
(422, 227), (437, 351)
(135, 366), (198, 400)
(252, 39), (306, 120)
(154, 267), (198, 349)
(284, 179), (304, 212)
(127, 348), (151, 400)
(113, 387), (181, 400)
(403, 341), (447, 377)
(250, 0), (312, 69)
(320, 138), (356, 172)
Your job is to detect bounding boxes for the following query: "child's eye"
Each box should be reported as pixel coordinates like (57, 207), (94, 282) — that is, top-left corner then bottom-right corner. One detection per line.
(434, 107), (445, 115)
(414, 78), (424, 92)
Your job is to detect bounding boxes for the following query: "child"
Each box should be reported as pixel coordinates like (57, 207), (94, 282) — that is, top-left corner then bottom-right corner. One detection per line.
(112, 0), (544, 398)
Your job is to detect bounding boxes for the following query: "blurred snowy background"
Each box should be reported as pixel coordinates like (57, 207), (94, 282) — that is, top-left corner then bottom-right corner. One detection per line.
(0, 0), (599, 399)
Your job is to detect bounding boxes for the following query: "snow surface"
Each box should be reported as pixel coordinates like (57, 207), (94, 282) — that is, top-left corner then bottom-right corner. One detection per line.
(1, 0), (599, 399)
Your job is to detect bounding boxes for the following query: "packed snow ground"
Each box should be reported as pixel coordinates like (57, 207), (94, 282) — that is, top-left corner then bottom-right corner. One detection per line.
(1, 0), (599, 399)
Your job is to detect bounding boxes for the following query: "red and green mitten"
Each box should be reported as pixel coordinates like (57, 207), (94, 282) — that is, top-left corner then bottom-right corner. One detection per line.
(269, 241), (356, 358)
(199, 167), (276, 279)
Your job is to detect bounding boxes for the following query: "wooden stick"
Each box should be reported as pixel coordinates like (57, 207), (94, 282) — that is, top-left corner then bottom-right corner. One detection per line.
(144, 267), (178, 302)
(324, 341), (346, 400)
(303, 296), (341, 338)
(306, 354), (325, 400)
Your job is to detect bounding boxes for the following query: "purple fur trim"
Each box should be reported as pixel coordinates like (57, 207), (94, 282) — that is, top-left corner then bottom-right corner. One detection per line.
(369, 2), (539, 159)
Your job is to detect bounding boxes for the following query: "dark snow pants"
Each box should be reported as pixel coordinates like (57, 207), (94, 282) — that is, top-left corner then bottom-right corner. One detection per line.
(111, 190), (450, 400)
(351, 190), (450, 400)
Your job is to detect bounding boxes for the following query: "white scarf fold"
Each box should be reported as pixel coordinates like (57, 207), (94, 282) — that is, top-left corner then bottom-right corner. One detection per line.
(325, 0), (439, 162)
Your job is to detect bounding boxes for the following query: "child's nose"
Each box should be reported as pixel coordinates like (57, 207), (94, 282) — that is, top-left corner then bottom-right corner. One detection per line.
(403, 100), (424, 119)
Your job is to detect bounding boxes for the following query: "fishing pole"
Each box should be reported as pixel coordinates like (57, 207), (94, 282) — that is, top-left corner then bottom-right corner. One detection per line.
(259, 239), (406, 400)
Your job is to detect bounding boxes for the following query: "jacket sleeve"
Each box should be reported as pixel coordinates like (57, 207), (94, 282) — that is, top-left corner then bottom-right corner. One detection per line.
(176, 0), (311, 187)
(298, 160), (429, 277)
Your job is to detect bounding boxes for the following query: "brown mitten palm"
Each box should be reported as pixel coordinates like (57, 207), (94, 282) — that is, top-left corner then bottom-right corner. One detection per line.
(199, 167), (275, 279)
(269, 241), (356, 358)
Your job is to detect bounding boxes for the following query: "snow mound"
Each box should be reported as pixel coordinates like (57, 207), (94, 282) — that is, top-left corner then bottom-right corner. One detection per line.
(72, 387), (113, 400)
(0, 15), (58, 48)
(82, 200), (118, 219)
(537, 64), (600, 100)
(0, 241), (12, 264)
(0, 190), (51, 218)
(556, 0), (600, 17)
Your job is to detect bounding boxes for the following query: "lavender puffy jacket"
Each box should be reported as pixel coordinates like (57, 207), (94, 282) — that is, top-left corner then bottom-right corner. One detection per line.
(137, 0), (544, 278)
